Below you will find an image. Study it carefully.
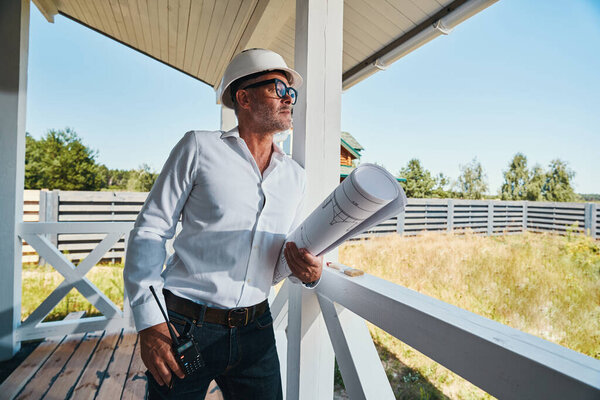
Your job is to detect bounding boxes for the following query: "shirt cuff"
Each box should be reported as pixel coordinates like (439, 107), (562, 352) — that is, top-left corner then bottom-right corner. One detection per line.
(301, 278), (320, 289)
(287, 275), (321, 289)
(130, 297), (169, 332)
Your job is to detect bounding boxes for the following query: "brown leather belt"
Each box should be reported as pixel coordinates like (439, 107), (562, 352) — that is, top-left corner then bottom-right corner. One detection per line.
(163, 289), (269, 328)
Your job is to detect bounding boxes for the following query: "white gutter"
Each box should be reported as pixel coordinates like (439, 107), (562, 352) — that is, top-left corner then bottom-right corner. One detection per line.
(342, 0), (499, 90)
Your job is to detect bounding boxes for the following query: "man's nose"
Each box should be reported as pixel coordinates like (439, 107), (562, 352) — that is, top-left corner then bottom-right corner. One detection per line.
(282, 92), (292, 104)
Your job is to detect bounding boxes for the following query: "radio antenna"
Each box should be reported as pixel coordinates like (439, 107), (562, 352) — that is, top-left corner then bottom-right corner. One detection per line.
(149, 285), (180, 345)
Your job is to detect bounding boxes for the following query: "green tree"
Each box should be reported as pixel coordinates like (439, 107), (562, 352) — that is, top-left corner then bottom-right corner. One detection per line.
(98, 166), (132, 190)
(501, 153), (530, 200)
(126, 164), (158, 192)
(432, 173), (451, 198)
(455, 158), (488, 199)
(526, 165), (545, 201)
(543, 159), (577, 202)
(398, 159), (436, 198)
(25, 129), (106, 190)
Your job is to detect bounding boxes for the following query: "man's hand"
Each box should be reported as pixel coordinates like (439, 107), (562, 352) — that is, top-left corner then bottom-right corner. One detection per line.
(139, 322), (186, 386)
(283, 242), (323, 283)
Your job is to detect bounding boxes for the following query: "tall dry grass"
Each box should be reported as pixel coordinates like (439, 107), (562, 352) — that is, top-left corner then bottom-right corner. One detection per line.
(339, 231), (600, 399)
(21, 264), (124, 322)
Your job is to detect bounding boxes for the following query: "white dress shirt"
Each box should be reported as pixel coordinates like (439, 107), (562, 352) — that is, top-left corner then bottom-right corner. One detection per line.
(124, 127), (306, 332)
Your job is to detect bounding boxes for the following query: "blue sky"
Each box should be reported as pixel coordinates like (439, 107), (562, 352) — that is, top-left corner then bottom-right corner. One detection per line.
(25, 0), (600, 194)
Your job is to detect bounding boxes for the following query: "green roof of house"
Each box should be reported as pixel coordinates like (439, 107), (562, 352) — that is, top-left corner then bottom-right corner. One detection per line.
(341, 131), (363, 152)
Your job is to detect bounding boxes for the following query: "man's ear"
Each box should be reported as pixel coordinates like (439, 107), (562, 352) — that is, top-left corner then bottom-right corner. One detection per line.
(235, 89), (252, 111)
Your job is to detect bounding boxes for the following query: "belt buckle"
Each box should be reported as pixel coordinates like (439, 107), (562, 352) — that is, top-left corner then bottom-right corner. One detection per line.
(227, 308), (249, 328)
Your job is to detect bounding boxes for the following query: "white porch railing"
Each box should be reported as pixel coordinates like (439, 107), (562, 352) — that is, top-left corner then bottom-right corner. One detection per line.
(302, 267), (600, 399)
(14, 221), (600, 399)
(16, 222), (134, 341)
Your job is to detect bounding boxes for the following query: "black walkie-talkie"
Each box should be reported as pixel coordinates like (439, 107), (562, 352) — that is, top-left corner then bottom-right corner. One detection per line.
(149, 286), (204, 376)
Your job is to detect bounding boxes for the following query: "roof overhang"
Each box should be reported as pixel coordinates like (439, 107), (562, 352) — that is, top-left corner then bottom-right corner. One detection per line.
(33, 0), (498, 93)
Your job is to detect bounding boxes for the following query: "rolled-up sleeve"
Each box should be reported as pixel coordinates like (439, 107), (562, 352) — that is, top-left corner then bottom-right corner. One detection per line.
(124, 131), (198, 332)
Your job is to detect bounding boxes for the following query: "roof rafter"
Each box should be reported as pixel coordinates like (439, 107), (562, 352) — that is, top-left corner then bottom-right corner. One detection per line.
(32, 0), (59, 23)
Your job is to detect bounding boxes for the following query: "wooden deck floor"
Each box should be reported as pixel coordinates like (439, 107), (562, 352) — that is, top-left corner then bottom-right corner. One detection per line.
(0, 328), (223, 400)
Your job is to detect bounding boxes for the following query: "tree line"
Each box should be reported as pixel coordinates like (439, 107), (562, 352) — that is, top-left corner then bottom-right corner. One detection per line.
(397, 153), (580, 202)
(25, 129), (158, 192)
(25, 128), (587, 202)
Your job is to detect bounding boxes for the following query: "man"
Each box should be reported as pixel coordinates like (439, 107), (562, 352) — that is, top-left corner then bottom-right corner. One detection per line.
(123, 48), (323, 400)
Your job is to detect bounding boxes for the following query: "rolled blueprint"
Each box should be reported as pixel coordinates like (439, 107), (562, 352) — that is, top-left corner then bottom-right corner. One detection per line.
(277, 163), (407, 276)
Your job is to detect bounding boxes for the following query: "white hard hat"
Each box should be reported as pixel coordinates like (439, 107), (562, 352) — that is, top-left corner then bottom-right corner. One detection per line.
(218, 48), (303, 109)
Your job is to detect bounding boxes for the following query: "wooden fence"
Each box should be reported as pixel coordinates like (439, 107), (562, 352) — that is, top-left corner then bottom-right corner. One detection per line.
(353, 198), (599, 239)
(21, 191), (600, 263)
(22, 190), (147, 264)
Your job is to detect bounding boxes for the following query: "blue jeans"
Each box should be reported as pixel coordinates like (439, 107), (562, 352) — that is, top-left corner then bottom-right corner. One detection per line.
(146, 306), (283, 400)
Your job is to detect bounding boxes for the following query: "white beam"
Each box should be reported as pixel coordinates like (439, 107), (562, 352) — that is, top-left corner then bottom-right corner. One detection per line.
(220, 105), (237, 131)
(0, 0), (29, 361)
(16, 316), (130, 341)
(317, 268), (600, 399)
(269, 281), (291, 398)
(32, 0), (58, 23)
(318, 295), (395, 399)
(19, 221), (133, 234)
(287, 0), (344, 398)
(342, 0), (499, 90)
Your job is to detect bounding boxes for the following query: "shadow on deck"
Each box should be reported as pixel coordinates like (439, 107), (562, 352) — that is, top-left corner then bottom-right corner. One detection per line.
(0, 328), (223, 400)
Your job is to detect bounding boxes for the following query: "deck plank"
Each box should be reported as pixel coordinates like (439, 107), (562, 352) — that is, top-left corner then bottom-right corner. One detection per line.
(121, 338), (147, 400)
(95, 329), (138, 399)
(43, 331), (103, 400)
(15, 333), (85, 400)
(4, 323), (223, 400)
(1, 312), (87, 399)
(0, 337), (63, 399)
(70, 329), (122, 399)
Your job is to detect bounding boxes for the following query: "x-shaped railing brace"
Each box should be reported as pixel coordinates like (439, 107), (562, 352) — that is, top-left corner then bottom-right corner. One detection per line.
(20, 232), (124, 327)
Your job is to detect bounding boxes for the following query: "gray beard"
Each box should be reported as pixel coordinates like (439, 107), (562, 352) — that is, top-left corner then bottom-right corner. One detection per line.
(253, 103), (292, 133)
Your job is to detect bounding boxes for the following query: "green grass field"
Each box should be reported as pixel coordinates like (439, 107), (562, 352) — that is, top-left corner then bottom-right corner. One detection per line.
(21, 231), (600, 399)
(339, 231), (600, 399)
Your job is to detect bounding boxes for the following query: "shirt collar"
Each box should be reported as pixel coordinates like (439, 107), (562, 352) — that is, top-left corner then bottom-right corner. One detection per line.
(272, 141), (285, 159)
(221, 126), (285, 160)
(220, 126), (240, 139)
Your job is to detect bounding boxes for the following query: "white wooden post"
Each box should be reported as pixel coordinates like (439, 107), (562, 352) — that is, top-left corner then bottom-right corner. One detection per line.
(396, 211), (405, 235)
(447, 199), (454, 232)
(0, 0), (29, 361)
(487, 201), (494, 236)
(37, 190), (59, 265)
(584, 203), (593, 237)
(318, 295), (395, 399)
(522, 200), (528, 232)
(220, 105), (237, 131)
(38, 190), (47, 265)
(591, 203), (598, 239)
(288, 0), (343, 398)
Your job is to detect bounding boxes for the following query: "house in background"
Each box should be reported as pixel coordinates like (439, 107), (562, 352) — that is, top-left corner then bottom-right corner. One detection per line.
(275, 130), (405, 183)
(340, 131), (363, 181)
(338, 131), (406, 183)
(275, 130), (365, 182)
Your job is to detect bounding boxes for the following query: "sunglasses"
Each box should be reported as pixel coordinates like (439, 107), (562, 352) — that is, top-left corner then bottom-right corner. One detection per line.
(241, 78), (298, 105)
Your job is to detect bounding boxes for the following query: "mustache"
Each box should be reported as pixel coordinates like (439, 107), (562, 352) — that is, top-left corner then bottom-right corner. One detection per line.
(279, 106), (293, 113)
